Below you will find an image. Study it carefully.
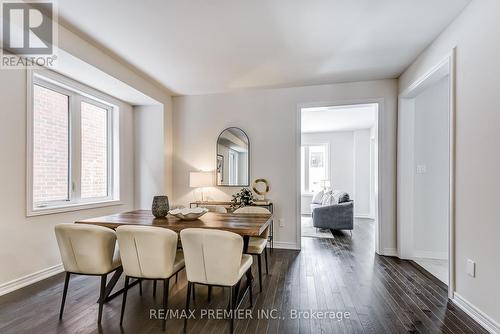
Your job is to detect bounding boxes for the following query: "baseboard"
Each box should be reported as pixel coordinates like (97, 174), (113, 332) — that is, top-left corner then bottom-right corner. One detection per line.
(354, 214), (375, 219)
(412, 250), (447, 260)
(273, 241), (300, 250)
(0, 264), (64, 297)
(379, 248), (398, 257)
(452, 293), (500, 333)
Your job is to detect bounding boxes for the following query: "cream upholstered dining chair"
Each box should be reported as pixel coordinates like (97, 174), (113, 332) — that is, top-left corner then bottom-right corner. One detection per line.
(54, 224), (121, 324)
(116, 226), (185, 330)
(180, 228), (253, 334)
(201, 205), (228, 213)
(233, 206), (270, 292)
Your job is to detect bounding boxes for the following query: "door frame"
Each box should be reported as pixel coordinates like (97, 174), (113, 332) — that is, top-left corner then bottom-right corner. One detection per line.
(296, 99), (383, 255)
(397, 49), (456, 298)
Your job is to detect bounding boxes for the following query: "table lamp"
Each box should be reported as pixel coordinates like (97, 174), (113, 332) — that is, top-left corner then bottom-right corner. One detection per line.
(189, 171), (213, 202)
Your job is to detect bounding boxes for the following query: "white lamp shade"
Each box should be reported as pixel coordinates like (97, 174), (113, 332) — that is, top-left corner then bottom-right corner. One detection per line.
(189, 171), (213, 188)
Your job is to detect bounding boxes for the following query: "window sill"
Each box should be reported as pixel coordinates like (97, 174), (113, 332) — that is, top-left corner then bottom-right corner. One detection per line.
(27, 199), (122, 217)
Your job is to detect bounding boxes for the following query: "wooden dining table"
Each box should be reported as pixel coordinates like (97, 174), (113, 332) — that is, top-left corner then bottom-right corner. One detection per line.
(75, 209), (273, 302)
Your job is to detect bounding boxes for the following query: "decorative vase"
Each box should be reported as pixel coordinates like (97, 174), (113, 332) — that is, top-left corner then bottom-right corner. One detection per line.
(152, 196), (169, 218)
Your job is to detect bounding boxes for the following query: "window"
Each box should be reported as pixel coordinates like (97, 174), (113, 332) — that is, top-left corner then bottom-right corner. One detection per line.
(301, 144), (329, 194)
(28, 71), (119, 215)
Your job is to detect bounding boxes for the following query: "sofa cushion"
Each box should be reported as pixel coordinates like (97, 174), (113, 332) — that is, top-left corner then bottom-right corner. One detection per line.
(311, 190), (324, 204)
(310, 203), (322, 211)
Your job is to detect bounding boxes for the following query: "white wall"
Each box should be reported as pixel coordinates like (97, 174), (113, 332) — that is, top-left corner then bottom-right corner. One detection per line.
(303, 130), (354, 195)
(57, 25), (174, 198)
(301, 130), (373, 217)
(399, 0), (500, 325)
(412, 76), (449, 259)
(0, 24), (173, 288)
(134, 105), (165, 209)
(301, 131), (354, 215)
(0, 69), (135, 285)
(354, 129), (372, 217)
(172, 79), (397, 252)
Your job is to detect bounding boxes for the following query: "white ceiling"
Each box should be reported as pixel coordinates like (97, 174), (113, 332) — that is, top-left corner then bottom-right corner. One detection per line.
(58, 0), (470, 96)
(302, 104), (377, 133)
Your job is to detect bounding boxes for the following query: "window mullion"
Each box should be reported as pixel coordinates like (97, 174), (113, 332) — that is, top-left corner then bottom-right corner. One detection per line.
(70, 94), (82, 203)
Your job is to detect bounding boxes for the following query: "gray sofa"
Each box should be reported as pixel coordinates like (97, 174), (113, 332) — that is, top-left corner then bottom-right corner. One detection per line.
(311, 190), (353, 231)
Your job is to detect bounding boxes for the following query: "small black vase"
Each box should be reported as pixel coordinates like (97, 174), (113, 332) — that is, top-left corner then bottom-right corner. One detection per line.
(152, 196), (169, 218)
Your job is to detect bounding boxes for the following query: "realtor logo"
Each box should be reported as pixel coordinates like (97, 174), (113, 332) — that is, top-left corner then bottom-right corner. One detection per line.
(1, 0), (57, 68)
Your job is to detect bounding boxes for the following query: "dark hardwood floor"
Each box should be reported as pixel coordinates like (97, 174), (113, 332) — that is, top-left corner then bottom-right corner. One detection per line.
(0, 220), (487, 334)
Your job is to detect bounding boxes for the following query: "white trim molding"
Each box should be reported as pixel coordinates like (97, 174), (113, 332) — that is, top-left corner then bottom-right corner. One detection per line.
(296, 98), (383, 255)
(0, 264), (64, 297)
(355, 214), (375, 220)
(379, 248), (398, 257)
(397, 49), (456, 299)
(453, 293), (500, 334)
(274, 241), (300, 250)
(412, 250), (448, 260)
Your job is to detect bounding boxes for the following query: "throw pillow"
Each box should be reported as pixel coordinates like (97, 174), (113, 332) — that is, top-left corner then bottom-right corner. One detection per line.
(321, 193), (332, 206)
(339, 192), (350, 203)
(311, 190), (324, 204)
(330, 190), (340, 204)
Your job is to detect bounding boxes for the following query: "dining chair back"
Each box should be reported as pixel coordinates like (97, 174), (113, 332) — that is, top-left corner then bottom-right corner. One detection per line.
(54, 223), (121, 324)
(180, 228), (244, 286)
(116, 225), (181, 279)
(116, 225), (185, 330)
(201, 205), (228, 213)
(55, 223), (119, 275)
(233, 206), (271, 239)
(180, 228), (253, 334)
(233, 206), (271, 292)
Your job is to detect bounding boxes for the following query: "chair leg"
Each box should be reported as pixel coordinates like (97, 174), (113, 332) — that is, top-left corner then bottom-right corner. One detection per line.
(153, 280), (157, 297)
(235, 280), (241, 304)
(208, 285), (212, 302)
(120, 276), (130, 326)
(192, 283), (195, 302)
(257, 253), (263, 292)
(175, 272), (178, 283)
(183, 282), (192, 334)
(229, 286), (234, 334)
(98, 274), (107, 324)
(264, 247), (269, 275)
(246, 269), (253, 308)
(59, 272), (71, 320)
(162, 278), (170, 331)
(139, 279), (143, 296)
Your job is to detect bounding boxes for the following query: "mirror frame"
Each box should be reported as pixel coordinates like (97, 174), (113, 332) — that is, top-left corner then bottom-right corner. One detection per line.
(216, 127), (250, 187)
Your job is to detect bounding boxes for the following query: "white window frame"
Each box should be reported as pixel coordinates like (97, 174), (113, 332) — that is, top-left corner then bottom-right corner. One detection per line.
(301, 143), (329, 195)
(27, 69), (121, 216)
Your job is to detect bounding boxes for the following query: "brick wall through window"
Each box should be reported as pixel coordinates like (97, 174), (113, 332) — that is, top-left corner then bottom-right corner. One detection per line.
(33, 84), (69, 204)
(81, 101), (108, 199)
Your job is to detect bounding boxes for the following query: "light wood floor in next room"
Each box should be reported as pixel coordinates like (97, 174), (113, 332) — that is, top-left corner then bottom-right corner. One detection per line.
(0, 220), (487, 334)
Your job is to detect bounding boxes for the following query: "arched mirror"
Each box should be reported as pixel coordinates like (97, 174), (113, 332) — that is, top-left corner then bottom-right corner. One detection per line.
(216, 127), (249, 186)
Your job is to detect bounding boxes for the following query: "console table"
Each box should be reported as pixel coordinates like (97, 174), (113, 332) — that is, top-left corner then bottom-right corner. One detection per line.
(190, 200), (274, 251)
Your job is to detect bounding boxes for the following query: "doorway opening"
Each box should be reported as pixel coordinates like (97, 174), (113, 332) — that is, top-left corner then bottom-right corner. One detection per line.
(398, 52), (455, 294)
(299, 103), (379, 248)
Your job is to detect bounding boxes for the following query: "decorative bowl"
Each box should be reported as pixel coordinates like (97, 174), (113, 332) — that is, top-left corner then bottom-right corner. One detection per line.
(168, 207), (209, 220)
